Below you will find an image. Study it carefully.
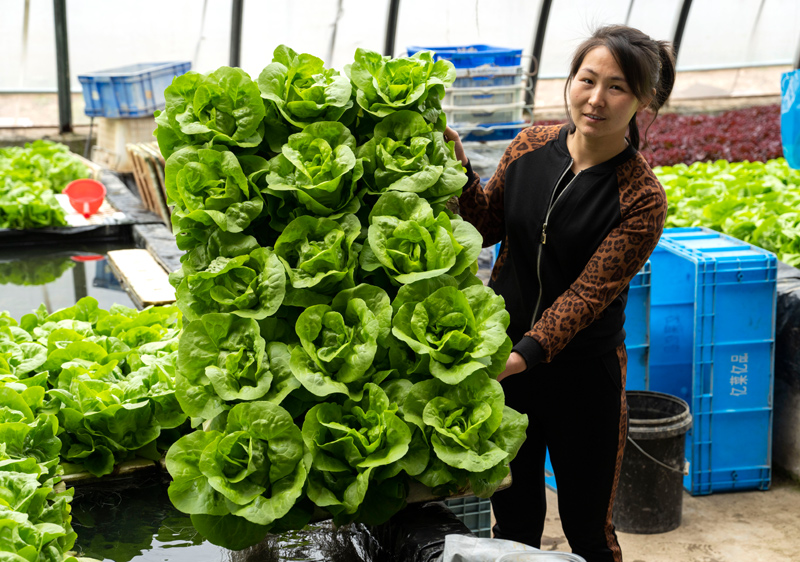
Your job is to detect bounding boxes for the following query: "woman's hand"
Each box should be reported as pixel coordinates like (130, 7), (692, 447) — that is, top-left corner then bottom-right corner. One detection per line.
(497, 351), (527, 382)
(444, 126), (468, 166)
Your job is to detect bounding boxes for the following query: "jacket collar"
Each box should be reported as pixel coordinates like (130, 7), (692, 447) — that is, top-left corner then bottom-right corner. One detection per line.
(555, 124), (638, 173)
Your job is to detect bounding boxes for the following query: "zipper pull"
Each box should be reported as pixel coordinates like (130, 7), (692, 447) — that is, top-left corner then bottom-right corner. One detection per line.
(541, 223), (547, 244)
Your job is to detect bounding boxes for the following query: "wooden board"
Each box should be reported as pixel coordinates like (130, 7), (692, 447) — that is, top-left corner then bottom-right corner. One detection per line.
(126, 142), (171, 224)
(107, 249), (175, 309)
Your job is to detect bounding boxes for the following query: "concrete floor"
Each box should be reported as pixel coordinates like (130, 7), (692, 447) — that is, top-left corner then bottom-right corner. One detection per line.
(537, 471), (800, 562)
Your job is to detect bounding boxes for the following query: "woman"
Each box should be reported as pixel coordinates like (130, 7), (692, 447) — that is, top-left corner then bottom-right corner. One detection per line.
(447, 25), (676, 562)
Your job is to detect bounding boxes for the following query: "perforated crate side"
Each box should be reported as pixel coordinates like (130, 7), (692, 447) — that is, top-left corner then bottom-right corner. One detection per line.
(444, 496), (493, 538)
(649, 227), (776, 495)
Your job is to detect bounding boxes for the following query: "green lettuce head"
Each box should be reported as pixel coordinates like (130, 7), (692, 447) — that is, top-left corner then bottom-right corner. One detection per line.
(173, 247), (286, 322)
(290, 284), (392, 400)
(175, 314), (296, 422)
(262, 121), (364, 218)
(402, 372), (528, 497)
(0, 183), (68, 230)
(176, 229), (261, 274)
(360, 191), (482, 285)
(274, 213), (361, 307)
(358, 110), (468, 207)
(302, 383), (411, 525)
(165, 146), (264, 248)
(258, 45), (354, 130)
(345, 49), (455, 126)
(48, 377), (159, 477)
(391, 276), (512, 384)
(166, 401), (310, 550)
(155, 67), (266, 158)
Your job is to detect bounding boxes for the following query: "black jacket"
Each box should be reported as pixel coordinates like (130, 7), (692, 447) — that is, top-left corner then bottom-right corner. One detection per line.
(459, 124), (667, 367)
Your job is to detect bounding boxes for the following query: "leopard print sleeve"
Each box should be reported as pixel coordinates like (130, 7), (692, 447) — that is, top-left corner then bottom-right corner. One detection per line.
(525, 154), (668, 362)
(458, 125), (562, 247)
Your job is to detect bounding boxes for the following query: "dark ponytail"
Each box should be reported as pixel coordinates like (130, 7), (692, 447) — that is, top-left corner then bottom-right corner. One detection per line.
(564, 26), (676, 151)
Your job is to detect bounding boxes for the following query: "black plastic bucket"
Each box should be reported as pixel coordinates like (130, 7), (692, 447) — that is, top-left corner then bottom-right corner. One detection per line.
(612, 391), (692, 534)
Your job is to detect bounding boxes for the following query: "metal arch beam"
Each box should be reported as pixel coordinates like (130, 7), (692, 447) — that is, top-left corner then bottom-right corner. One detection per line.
(795, 29), (800, 70)
(671, 0), (693, 62)
(384, 0), (401, 57)
(526, 0), (553, 109)
(53, 0), (72, 134)
(230, 0), (244, 67)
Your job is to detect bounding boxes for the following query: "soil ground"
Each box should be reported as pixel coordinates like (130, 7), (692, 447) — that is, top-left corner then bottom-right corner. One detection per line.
(533, 471), (800, 562)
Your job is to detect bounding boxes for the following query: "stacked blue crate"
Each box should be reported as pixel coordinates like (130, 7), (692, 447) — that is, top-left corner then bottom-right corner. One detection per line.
(78, 61), (191, 118)
(406, 45), (527, 142)
(650, 227), (776, 495)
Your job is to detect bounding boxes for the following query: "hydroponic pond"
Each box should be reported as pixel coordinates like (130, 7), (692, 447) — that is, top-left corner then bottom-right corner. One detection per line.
(0, 242), (136, 319)
(70, 475), (394, 562)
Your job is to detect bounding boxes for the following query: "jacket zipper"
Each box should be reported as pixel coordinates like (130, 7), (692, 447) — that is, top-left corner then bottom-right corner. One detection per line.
(531, 160), (580, 329)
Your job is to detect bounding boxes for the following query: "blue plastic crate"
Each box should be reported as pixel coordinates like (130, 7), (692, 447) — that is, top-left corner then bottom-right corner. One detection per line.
(407, 44), (522, 68)
(444, 83), (526, 107)
(458, 121), (527, 143)
(445, 496), (492, 537)
(453, 66), (524, 89)
(454, 67), (525, 89)
(649, 227), (776, 495)
(544, 449), (557, 492)
(626, 344), (650, 391)
(447, 102), (526, 128)
(78, 61), (191, 118)
(626, 261), (651, 349)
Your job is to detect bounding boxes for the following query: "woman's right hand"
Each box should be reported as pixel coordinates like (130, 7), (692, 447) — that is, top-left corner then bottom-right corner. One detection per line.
(444, 126), (468, 166)
(497, 351), (527, 382)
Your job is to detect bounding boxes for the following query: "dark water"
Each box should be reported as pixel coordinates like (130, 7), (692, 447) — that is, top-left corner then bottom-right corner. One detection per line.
(0, 242), (136, 318)
(70, 476), (387, 562)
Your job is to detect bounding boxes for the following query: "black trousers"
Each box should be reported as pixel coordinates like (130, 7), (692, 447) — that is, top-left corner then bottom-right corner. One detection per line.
(491, 344), (628, 562)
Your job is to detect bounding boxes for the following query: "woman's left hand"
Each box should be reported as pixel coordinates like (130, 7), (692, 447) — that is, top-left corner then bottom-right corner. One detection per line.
(497, 351), (527, 382)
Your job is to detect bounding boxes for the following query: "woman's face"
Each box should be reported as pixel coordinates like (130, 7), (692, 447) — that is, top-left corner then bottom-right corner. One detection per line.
(568, 46), (643, 146)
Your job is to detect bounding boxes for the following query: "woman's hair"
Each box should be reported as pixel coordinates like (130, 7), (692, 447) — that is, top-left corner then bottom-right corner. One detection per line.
(563, 25), (676, 150)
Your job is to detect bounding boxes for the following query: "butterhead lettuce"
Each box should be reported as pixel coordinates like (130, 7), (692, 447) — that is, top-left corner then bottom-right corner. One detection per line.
(391, 276), (512, 384)
(166, 401), (310, 549)
(274, 213), (361, 306)
(173, 247), (286, 322)
(402, 372), (528, 497)
(290, 284), (392, 401)
(263, 121), (364, 218)
(165, 146), (264, 249)
(345, 49), (455, 127)
(175, 314), (294, 421)
(360, 191), (482, 285)
(358, 110), (468, 207)
(155, 67), (266, 158)
(258, 45), (354, 130)
(302, 383), (410, 525)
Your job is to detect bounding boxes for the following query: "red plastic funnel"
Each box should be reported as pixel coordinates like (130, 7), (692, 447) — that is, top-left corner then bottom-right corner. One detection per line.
(71, 254), (104, 262)
(63, 179), (106, 218)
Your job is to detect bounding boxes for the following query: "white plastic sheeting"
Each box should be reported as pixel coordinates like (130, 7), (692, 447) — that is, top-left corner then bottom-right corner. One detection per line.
(0, 0), (798, 92)
(678, 0), (800, 70)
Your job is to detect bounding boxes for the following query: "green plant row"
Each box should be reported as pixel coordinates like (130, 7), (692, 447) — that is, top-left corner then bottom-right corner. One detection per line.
(157, 45), (528, 550)
(656, 158), (800, 266)
(1, 298), (183, 562)
(0, 141), (91, 230)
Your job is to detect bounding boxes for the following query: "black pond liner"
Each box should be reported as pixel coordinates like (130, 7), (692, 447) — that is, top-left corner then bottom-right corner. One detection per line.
(70, 474), (473, 562)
